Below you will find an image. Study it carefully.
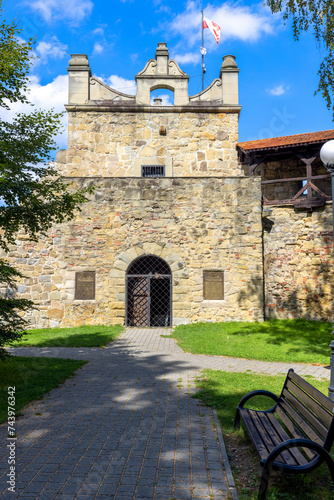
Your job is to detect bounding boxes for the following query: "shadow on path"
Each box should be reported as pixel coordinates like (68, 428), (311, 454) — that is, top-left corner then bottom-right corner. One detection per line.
(0, 335), (237, 500)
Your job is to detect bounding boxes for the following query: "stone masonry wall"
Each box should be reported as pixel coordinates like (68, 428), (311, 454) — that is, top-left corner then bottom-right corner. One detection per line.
(57, 111), (242, 178)
(4, 176), (263, 328)
(263, 205), (334, 321)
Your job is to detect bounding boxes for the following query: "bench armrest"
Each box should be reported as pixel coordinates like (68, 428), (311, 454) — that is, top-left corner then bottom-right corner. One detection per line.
(259, 439), (334, 500)
(234, 390), (279, 429)
(264, 438), (332, 467)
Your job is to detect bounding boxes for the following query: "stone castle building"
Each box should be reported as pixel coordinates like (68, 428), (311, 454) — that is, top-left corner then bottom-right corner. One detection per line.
(5, 43), (334, 328)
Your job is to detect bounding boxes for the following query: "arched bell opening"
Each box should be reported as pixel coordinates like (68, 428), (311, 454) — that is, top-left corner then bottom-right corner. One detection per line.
(126, 255), (172, 327)
(150, 88), (174, 106)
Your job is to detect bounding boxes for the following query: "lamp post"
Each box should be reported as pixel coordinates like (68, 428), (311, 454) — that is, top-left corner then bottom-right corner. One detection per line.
(320, 140), (334, 401)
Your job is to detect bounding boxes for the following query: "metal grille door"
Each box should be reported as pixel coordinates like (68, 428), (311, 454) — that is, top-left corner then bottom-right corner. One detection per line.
(126, 256), (172, 327)
(127, 277), (149, 327)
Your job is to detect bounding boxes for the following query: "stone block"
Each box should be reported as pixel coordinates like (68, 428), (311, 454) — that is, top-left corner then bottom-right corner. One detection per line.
(117, 252), (132, 264)
(114, 260), (128, 271)
(38, 275), (52, 283)
(142, 242), (163, 256)
(140, 146), (154, 157)
(109, 269), (125, 278)
(65, 280), (75, 289)
(49, 320), (60, 328)
(134, 245), (146, 256)
(173, 302), (191, 310)
(173, 318), (190, 325)
(56, 149), (67, 164)
(47, 308), (64, 319)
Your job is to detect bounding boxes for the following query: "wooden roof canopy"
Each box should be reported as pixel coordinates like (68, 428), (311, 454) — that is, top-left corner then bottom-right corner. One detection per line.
(237, 130), (334, 209)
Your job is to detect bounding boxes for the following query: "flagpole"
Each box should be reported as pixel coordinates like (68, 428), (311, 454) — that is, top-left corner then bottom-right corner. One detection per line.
(201, 10), (204, 91)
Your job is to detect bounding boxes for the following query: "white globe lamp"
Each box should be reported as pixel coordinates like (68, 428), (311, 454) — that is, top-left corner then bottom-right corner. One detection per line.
(320, 140), (334, 401)
(320, 140), (334, 171)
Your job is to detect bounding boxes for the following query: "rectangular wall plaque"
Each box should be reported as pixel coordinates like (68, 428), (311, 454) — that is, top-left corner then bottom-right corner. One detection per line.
(75, 271), (95, 300)
(203, 271), (224, 300)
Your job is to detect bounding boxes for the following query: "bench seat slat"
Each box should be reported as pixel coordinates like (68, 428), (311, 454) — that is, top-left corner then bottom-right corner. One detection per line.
(239, 408), (270, 460)
(265, 412), (307, 465)
(250, 411), (294, 465)
(240, 409), (301, 465)
(288, 370), (334, 415)
(284, 379), (332, 429)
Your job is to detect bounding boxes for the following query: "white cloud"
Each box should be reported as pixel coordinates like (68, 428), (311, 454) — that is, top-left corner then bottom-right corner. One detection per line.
(27, 0), (93, 24)
(154, 0), (171, 14)
(93, 42), (104, 55)
(150, 93), (173, 105)
(172, 51), (201, 65)
(0, 75), (68, 150)
(170, 1), (276, 49)
(268, 84), (289, 96)
(107, 75), (137, 95)
(92, 27), (104, 36)
(35, 36), (68, 65)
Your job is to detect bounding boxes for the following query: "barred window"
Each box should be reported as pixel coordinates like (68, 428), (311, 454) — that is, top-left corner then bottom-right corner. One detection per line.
(203, 271), (224, 300)
(141, 165), (165, 177)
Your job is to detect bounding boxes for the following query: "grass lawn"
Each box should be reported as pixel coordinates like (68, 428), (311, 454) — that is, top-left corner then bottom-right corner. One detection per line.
(195, 370), (333, 499)
(0, 356), (87, 423)
(169, 319), (332, 365)
(8, 324), (124, 348)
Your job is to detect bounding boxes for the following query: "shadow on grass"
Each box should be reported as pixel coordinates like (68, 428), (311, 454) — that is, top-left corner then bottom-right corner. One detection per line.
(0, 356), (87, 423)
(17, 333), (118, 348)
(171, 318), (332, 364)
(10, 325), (124, 348)
(229, 318), (332, 359)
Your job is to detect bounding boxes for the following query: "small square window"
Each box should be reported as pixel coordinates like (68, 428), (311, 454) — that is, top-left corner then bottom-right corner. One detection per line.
(141, 165), (165, 177)
(203, 271), (224, 300)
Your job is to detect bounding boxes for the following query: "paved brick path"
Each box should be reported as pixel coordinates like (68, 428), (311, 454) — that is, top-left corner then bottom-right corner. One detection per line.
(0, 328), (330, 499)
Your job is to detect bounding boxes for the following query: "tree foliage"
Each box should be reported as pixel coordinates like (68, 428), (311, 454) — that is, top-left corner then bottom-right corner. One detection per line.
(266, 0), (334, 117)
(0, 3), (92, 357)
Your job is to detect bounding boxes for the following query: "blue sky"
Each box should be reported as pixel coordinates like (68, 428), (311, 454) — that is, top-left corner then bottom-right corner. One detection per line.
(2, 0), (334, 150)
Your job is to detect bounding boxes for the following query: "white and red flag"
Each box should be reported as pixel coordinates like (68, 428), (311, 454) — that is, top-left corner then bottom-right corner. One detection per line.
(203, 16), (221, 44)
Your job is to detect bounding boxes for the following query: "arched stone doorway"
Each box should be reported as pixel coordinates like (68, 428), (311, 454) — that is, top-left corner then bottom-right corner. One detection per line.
(126, 255), (172, 327)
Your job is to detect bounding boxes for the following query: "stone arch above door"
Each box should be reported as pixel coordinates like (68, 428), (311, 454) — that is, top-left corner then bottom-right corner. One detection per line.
(113, 243), (187, 280)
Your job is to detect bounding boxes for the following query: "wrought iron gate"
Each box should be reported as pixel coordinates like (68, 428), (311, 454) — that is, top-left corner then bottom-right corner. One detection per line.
(126, 255), (172, 327)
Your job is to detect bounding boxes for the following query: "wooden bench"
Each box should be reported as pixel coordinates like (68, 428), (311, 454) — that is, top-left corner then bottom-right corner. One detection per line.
(234, 368), (334, 499)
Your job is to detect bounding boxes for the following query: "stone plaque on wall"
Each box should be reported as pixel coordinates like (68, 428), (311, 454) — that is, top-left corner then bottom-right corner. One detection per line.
(75, 271), (95, 300)
(203, 271), (224, 300)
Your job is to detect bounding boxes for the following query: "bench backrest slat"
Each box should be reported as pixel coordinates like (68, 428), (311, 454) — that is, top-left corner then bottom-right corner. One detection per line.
(288, 370), (334, 414)
(277, 399), (325, 449)
(281, 390), (328, 443)
(283, 377), (333, 429)
(277, 369), (334, 452)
